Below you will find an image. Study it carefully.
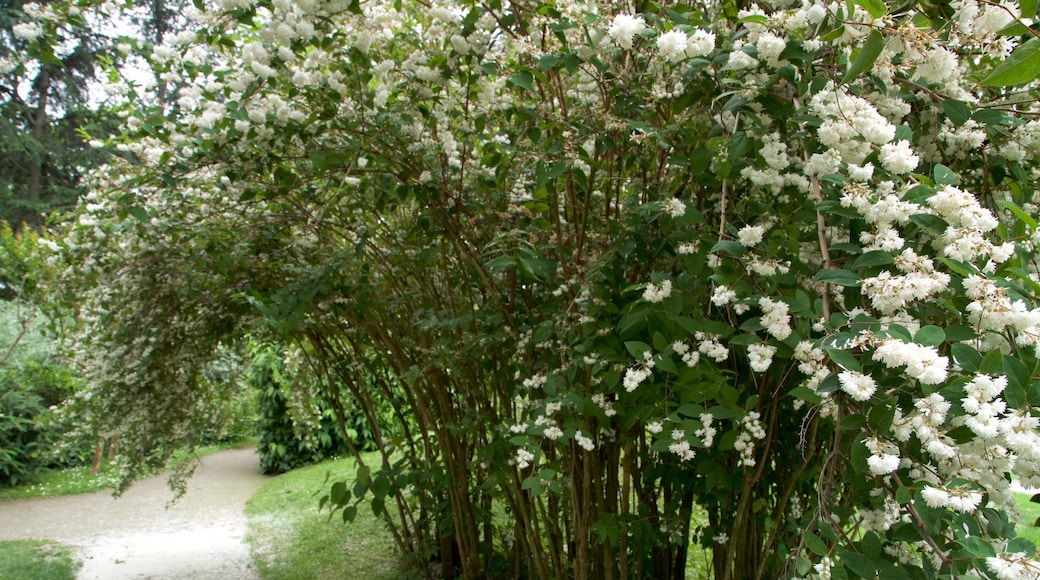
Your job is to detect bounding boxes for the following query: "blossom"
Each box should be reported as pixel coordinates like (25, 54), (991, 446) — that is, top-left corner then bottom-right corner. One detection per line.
(643, 279), (672, 303)
(608, 14), (645, 49)
(711, 285), (737, 306)
(872, 339), (948, 384)
(657, 30), (689, 62)
(662, 198), (686, 217)
(838, 371), (877, 401)
(574, 430), (595, 451)
(737, 224), (766, 247)
(879, 140), (919, 174)
(748, 343), (777, 372)
(867, 452), (900, 475)
(516, 449), (534, 470)
(759, 297), (792, 340)
(12, 22), (44, 42)
(686, 30), (715, 57)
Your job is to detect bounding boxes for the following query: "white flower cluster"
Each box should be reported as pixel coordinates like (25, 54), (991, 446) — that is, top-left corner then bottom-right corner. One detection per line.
(759, 297), (792, 340)
(810, 85), (896, 164)
(964, 276), (1040, 346)
(959, 374), (1008, 439)
(695, 332), (730, 363)
(623, 350), (656, 392)
(710, 285), (738, 307)
(516, 448), (534, 470)
(695, 413), (716, 447)
(607, 14), (645, 49)
(656, 28), (715, 62)
(794, 341), (832, 396)
(643, 278), (672, 303)
(861, 249), (951, 314)
(748, 342), (777, 372)
(574, 430), (595, 451)
(837, 370), (876, 401)
(872, 338), (948, 385)
(986, 552), (1040, 580)
(734, 411), (766, 467)
(671, 341), (700, 367)
(669, 429), (696, 461)
(921, 485), (984, 513)
(928, 185), (1014, 265)
(864, 437), (901, 476)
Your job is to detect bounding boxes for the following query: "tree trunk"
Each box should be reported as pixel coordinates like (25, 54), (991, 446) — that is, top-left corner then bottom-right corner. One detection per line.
(27, 66), (54, 203)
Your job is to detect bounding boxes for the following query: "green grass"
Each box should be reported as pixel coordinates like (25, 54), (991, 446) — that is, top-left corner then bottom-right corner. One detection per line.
(0, 439), (258, 500)
(0, 539), (80, 580)
(246, 454), (402, 580)
(1014, 491), (1040, 546)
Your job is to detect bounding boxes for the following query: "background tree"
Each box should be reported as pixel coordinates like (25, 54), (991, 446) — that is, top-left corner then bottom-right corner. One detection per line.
(0, 0), (121, 228)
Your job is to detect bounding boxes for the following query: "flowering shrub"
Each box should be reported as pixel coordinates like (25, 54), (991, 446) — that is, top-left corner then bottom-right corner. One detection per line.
(30, 0), (1040, 577)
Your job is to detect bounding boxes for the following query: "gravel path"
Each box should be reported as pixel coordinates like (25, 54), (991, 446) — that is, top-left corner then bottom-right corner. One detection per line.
(0, 446), (271, 579)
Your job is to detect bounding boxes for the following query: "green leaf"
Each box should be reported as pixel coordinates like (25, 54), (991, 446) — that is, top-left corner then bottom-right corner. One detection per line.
(842, 29), (885, 84)
(826, 348), (860, 371)
(980, 37), (1040, 86)
(914, 325), (945, 347)
(933, 164), (956, 186)
(625, 341), (653, 359)
(1022, 0), (1039, 18)
(851, 251), (894, 269)
(940, 99), (971, 126)
(814, 269), (860, 287)
(956, 536), (996, 558)
(840, 414), (867, 431)
(804, 532), (830, 557)
(342, 505), (357, 523)
(839, 551), (877, 578)
(979, 348), (1004, 375)
(999, 200), (1039, 231)
(854, 0), (888, 18)
(740, 14), (770, 24)
(789, 386), (823, 404)
(509, 71), (535, 91)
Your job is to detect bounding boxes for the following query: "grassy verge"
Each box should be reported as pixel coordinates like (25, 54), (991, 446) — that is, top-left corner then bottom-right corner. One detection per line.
(0, 439), (257, 500)
(0, 539), (80, 580)
(246, 453), (402, 580)
(1015, 491), (1040, 546)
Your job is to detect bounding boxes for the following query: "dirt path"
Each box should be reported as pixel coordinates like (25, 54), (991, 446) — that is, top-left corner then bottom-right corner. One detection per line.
(0, 446), (271, 579)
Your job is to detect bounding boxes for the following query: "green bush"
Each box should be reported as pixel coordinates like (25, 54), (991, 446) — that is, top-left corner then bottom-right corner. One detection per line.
(249, 343), (352, 475)
(0, 302), (88, 487)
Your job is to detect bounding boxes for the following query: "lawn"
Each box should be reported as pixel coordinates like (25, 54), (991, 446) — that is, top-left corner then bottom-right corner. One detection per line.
(245, 453), (402, 580)
(0, 539), (80, 580)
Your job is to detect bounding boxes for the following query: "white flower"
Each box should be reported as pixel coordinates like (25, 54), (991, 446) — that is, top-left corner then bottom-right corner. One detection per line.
(838, 371), (877, 401)
(879, 140), (919, 175)
(544, 426), (563, 440)
(516, 449), (534, 470)
(662, 198), (686, 217)
(12, 22), (44, 42)
(608, 14), (646, 49)
(759, 297), (792, 340)
(657, 30), (689, 62)
(921, 486), (949, 509)
(574, 430), (595, 451)
(872, 339), (948, 385)
(748, 343), (777, 372)
(867, 452), (900, 475)
(711, 285), (737, 306)
(646, 421), (663, 434)
(737, 224), (766, 247)
(643, 279), (672, 303)
(686, 30), (715, 57)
